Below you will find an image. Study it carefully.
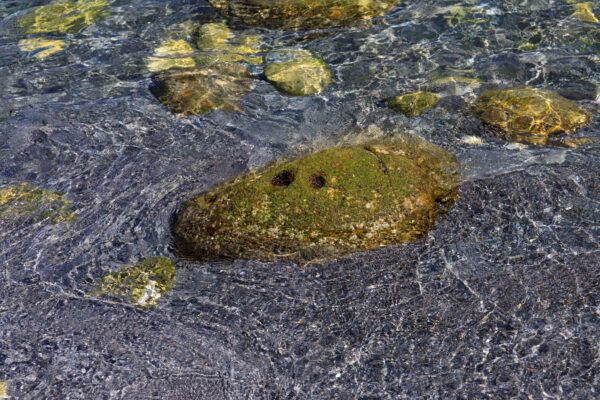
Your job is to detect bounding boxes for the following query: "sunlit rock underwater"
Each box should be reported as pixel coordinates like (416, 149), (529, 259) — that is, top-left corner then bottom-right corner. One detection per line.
(174, 137), (459, 264)
(572, 2), (599, 23)
(146, 39), (196, 73)
(18, 38), (67, 60)
(388, 91), (439, 117)
(0, 183), (73, 223)
(473, 87), (591, 146)
(0, 381), (7, 399)
(90, 257), (176, 308)
(17, 0), (109, 34)
(195, 22), (263, 66)
(207, 0), (402, 29)
(264, 49), (332, 96)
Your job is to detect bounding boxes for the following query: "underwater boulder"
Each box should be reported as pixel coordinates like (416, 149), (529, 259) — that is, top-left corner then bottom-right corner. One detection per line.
(150, 63), (254, 115)
(473, 87), (590, 145)
(90, 257), (176, 308)
(207, 0), (401, 29)
(174, 137), (459, 264)
(18, 0), (109, 34)
(0, 182), (73, 223)
(388, 91), (439, 117)
(195, 22), (263, 66)
(264, 49), (332, 96)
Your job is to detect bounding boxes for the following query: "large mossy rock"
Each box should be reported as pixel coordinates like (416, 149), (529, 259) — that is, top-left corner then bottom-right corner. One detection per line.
(264, 49), (332, 96)
(207, 0), (402, 29)
(18, 0), (109, 34)
(473, 87), (590, 145)
(174, 138), (459, 264)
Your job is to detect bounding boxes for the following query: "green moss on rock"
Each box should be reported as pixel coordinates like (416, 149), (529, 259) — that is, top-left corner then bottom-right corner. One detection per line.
(388, 91), (439, 117)
(207, 0), (401, 29)
(174, 137), (459, 264)
(264, 49), (332, 96)
(150, 63), (254, 115)
(91, 257), (176, 308)
(18, 0), (109, 35)
(473, 87), (590, 145)
(0, 182), (74, 223)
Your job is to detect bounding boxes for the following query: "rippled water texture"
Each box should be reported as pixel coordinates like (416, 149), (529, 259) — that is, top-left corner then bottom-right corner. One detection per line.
(1, 1), (599, 398)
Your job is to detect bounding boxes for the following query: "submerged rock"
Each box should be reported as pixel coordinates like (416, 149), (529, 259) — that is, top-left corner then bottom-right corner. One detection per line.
(195, 22), (262, 66)
(0, 183), (74, 223)
(388, 91), (439, 117)
(150, 63), (254, 115)
(18, 38), (67, 60)
(0, 381), (6, 398)
(17, 0), (109, 34)
(174, 138), (459, 264)
(264, 49), (332, 96)
(146, 39), (196, 73)
(91, 257), (176, 308)
(207, 0), (401, 29)
(572, 2), (598, 24)
(473, 87), (590, 145)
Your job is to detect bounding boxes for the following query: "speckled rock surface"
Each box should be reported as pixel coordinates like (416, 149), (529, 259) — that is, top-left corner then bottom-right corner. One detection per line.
(0, 0), (599, 398)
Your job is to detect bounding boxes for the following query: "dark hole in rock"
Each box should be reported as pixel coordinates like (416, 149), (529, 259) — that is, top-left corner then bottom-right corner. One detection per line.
(271, 170), (295, 187)
(309, 174), (326, 189)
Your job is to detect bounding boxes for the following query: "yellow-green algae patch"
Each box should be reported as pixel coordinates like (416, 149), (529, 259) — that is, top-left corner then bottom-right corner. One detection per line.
(195, 22), (262, 66)
(146, 39), (196, 73)
(388, 91), (439, 117)
(473, 87), (590, 145)
(207, 0), (402, 29)
(18, 38), (67, 60)
(0, 183), (74, 223)
(264, 49), (332, 96)
(174, 137), (459, 264)
(0, 381), (7, 399)
(572, 3), (598, 24)
(151, 63), (254, 115)
(18, 0), (109, 35)
(91, 257), (176, 308)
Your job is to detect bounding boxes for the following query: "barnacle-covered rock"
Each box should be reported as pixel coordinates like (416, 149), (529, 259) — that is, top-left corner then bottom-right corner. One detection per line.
(174, 137), (459, 264)
(0, 183), (74, 223)
(207, 0), (401, 29)
(18, 38), (67, 59)
(150, 63), (254, 115)
(146, 39), (196, 73)
(473, 87), (590, 145)
(17, 0), (109, 34)
(264, 49), (331, 96)
(90, 257), (176, 308)
(388, 91), (439, 117)
(195, 22), (262, 66)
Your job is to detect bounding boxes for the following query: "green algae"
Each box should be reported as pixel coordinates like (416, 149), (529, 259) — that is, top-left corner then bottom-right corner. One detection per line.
(264, 49), (332, 96)
(473, 87), (591, 145)
(91, 257), (176, 308)
(207, 0), (402, 29)
(18, 0), (109, 35)
(0, 183), (74, 223)
(174, 137), (459, 264)
(388, 91), (439, 117)
(150, 63), (254, 116)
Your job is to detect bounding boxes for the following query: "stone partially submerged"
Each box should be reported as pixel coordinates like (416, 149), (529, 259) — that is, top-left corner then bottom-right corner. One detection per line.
(207, 0), (402, 29)
(174, 137), (459, 264)
(90, 257), (176, 308)
(473, 87), (590, 145)
(264, 49), (332, 96)
(17, 0), (109, 34)
(0, 182), (74, 223)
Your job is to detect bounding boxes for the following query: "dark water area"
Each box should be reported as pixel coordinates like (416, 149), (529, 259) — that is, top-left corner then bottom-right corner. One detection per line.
(1, 0), (599, 398)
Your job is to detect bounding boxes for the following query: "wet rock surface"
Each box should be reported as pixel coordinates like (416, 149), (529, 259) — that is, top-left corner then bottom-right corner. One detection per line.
(264, 49), (332, 96)
(175, 138), (458, 263)
(1, 0), (599, 398)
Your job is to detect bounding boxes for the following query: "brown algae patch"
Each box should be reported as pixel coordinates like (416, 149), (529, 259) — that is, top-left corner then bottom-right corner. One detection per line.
(264, 49), (332, 96)
(90, 257), (176, 308)
(0, 183), (74, 223)
(174, 137), (459, 264)
(207, 0), (402, 29)
(19, 38), (67, 59)
(473, 87), (590, 145)
(388, 91), (439, 117)
(18, 0), (109, 35)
